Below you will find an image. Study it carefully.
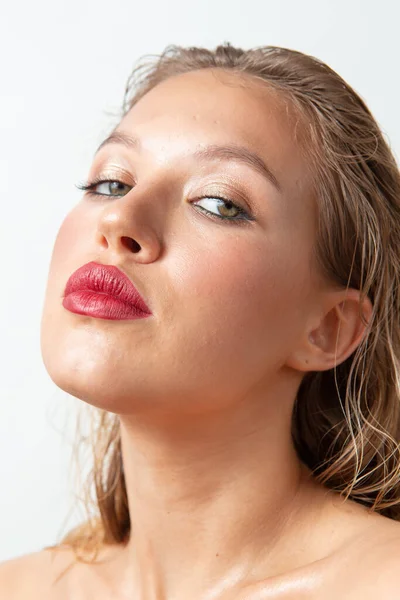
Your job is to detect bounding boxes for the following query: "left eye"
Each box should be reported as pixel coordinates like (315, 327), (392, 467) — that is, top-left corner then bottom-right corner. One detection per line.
(193, 197), (252, 222)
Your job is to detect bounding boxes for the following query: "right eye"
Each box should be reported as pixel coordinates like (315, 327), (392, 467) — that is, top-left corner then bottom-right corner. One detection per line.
(75, 178), (132, 198)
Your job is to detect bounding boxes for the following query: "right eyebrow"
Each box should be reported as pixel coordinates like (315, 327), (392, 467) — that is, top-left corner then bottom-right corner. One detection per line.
(95, 130), (281, 192)
(95, 131), (141, 154)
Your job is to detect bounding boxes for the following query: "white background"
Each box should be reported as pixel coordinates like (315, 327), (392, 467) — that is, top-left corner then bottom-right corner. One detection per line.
(1, 0), (399, 561)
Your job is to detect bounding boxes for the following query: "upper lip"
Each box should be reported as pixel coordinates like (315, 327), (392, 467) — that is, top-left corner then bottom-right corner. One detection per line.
(63, 261), (152, 314)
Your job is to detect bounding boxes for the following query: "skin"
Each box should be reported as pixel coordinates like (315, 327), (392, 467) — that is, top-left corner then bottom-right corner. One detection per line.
(5, 68), (400, 599)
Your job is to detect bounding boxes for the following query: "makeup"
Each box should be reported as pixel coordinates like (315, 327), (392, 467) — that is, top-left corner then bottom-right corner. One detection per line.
(63, 261), (152, 321)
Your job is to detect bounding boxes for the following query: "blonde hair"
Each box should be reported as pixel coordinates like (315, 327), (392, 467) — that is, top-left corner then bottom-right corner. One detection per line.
(45, 43), (400, 562)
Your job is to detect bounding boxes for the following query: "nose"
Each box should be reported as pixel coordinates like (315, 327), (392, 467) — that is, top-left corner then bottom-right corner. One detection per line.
(94, 191), (163, 263)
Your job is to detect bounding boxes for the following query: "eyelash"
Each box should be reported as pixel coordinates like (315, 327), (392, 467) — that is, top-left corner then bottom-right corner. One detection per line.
(75, 177), (254, 226)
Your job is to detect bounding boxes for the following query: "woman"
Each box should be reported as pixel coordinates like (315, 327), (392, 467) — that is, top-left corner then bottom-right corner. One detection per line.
(2, 42), (400, 598)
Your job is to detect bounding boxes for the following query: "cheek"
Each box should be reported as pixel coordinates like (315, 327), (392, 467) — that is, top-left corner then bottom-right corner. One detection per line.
(169, 231), (309, 369)
(42, 210), (80, 315)
(41, 207), (95, 366)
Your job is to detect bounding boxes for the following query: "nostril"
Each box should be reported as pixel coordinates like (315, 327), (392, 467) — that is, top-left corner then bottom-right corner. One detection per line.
(122, 236), (141, 253)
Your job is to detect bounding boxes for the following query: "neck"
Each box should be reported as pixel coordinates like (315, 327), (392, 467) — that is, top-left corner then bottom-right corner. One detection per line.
(110, 380), (326, 598)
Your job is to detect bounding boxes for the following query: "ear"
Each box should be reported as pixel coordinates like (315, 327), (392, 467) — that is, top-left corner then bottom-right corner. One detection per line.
(286, 288), (373, 372)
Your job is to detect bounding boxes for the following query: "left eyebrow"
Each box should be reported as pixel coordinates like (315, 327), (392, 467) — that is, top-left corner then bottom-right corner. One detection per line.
(95, 130), (281, 192)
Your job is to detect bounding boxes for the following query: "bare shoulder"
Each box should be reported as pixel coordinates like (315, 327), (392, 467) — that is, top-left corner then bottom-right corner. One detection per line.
(0, 549), (50, 597)
(0, 546), (78, 599)
(365, 525), (400, 593)
(341, 517), (400, 598)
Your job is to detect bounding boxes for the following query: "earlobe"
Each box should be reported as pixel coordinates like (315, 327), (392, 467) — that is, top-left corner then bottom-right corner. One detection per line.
(286, 288), (373, 373)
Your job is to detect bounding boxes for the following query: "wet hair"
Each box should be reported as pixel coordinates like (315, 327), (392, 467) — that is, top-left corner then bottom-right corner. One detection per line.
(45, 42), (400, 562)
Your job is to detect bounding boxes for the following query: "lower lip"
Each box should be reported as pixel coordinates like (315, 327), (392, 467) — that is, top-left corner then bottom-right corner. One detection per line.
(62, 291), (151, 321)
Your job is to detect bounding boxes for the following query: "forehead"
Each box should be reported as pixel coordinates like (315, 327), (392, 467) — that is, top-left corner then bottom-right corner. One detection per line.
(118, 69), (308, 197)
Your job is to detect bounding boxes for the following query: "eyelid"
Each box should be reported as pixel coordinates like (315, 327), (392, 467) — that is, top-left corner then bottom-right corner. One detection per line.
(87, 163), (136, 185)
(91, 173), (133, 187)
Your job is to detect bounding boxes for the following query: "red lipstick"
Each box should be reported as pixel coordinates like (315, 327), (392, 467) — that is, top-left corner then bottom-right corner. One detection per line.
(62, 261), (152, 321)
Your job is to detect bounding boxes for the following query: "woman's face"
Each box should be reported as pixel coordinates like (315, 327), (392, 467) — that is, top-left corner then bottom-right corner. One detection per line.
(41, 68), (319, 416)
